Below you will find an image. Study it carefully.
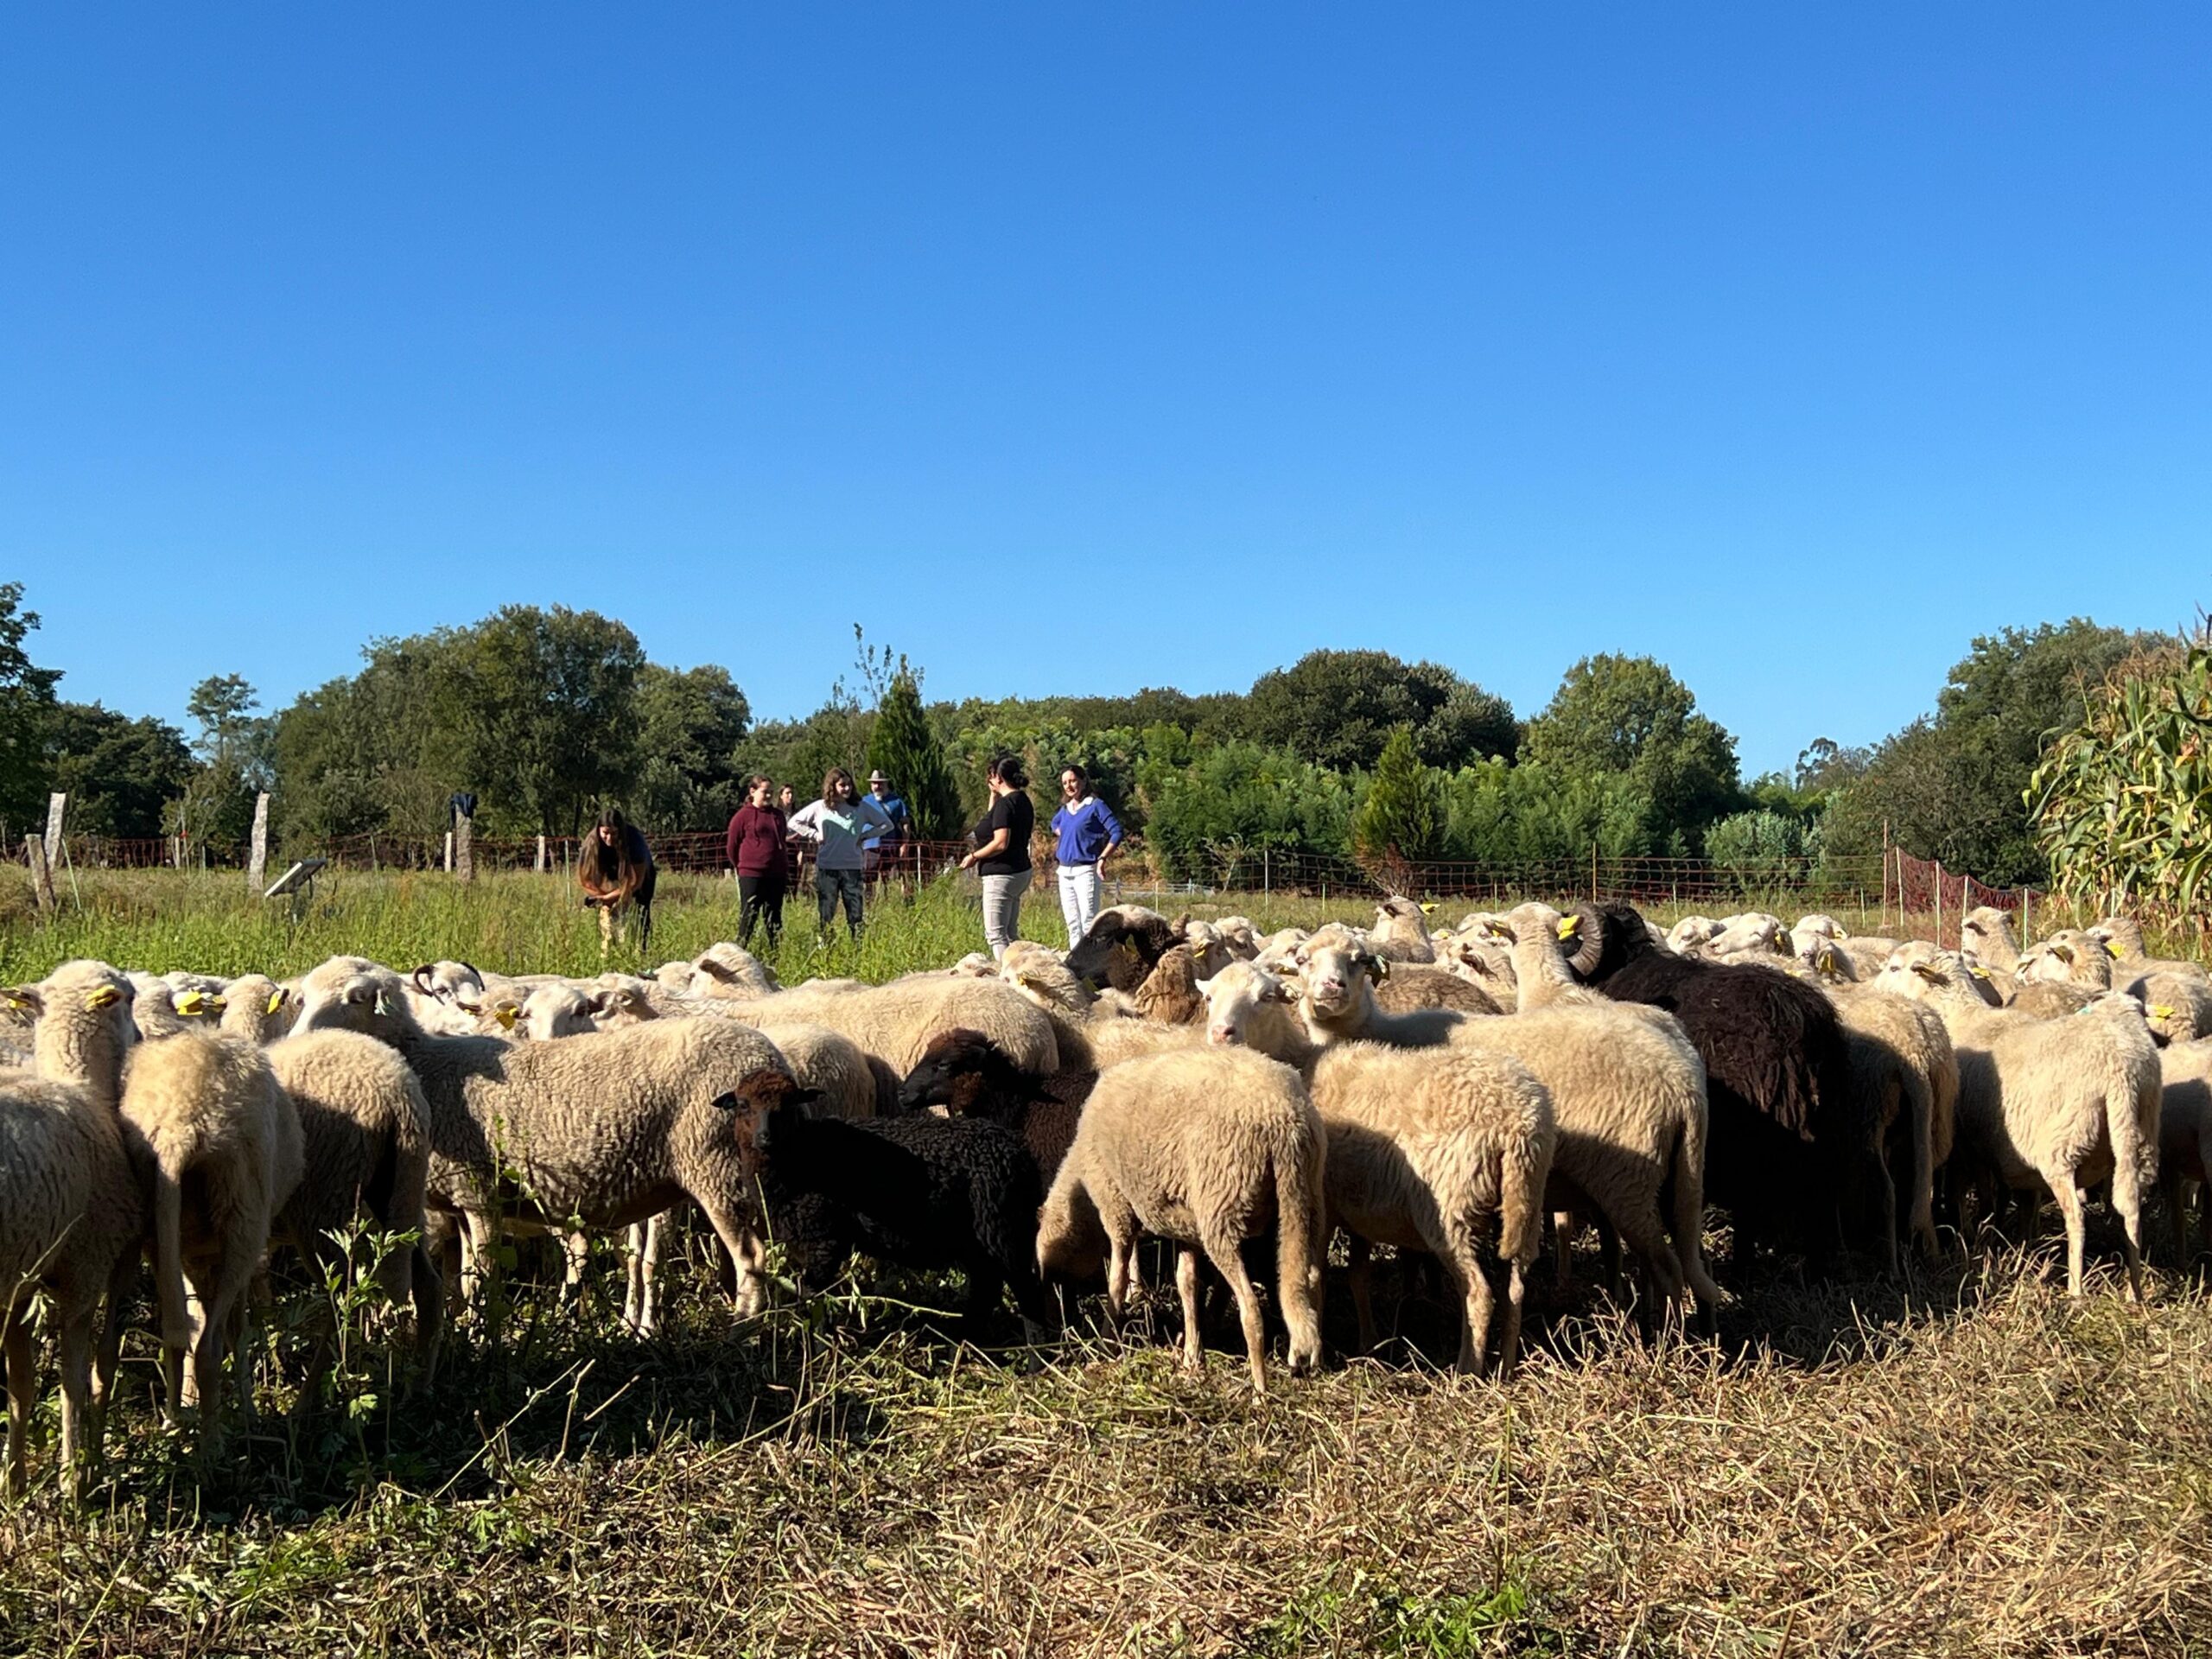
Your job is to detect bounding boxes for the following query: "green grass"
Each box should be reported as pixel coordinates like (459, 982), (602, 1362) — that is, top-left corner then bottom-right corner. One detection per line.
(3, 868), (2210, 1656)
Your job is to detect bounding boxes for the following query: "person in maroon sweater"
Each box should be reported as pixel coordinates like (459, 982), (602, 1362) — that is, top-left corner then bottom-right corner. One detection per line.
(726, 774), (790, 948)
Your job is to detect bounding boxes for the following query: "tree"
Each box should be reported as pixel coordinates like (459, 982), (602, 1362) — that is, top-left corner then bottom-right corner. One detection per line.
(1242, 650), (1515, 772)
(1351, 725), (1444, 863)
(867, 663), (961, 839)
(186, 674), (264, 767)
(0, 582), (61, 830)
(44, 703), (194, 838)
(632, 664), (752, 830)
(1522, 654), (1742, 848)
(439, 606), (647, 835)
(1822, 619), (2153, 885)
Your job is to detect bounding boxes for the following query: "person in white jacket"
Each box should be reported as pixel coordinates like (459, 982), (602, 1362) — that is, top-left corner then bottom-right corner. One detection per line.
(786, 766), (896, 941)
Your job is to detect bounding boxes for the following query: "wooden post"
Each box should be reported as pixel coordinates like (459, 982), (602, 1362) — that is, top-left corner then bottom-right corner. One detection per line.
(455, 816), (474, 883)
(246, 792), (270, 893)
(1590, 841), (1599, 902)
(443, 830), (454, 874)
(25, 835), (57, 915)
(2021, 886), (2031, 944)
(1933, 858), (1943, 949)
(44, 793), (67, 864)
(535, 834), (547, 874)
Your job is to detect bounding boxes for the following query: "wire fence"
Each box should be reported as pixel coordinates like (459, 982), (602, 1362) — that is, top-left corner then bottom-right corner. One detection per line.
(22, 829), (2047, 938)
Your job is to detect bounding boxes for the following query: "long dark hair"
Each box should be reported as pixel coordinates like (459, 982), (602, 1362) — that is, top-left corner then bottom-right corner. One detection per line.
(580, 805), (639, 897)
(988, 754), (1028, 791)
(821, 766), (856, 806)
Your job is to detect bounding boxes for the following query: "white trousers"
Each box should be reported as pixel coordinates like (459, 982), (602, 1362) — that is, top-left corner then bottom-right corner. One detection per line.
(1058, 861), (1103, 947)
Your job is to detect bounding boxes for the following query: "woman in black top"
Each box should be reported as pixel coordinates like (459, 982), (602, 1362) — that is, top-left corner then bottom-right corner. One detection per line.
(959, 754), (1034, 959)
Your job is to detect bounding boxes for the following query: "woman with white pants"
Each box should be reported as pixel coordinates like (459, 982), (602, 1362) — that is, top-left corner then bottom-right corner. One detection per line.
(1050, 763), (1122, 947)
(959, 753), (1036, 958)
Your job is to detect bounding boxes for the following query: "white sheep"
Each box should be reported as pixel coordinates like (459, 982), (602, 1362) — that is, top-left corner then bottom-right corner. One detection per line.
(1960, 907), (2025, 975)
(718, 973), (1060, 1077)
(217, 975), (299, 1045)
(262, 1028), (445, 1386)
(1876, 944), (2160, 1298)
(291, 957), (796, 1318)
(690, 942), (780, 998)
(1304, 1039), (1555, 1372)
(2024, 930), (2210, 1041)
(119, 1029), (306, 1461)
(1666, 916), (1724, 955)
(1368, 896), (1441, 963)
(0, 962), (141, 1495)
(2088, 915), (2209, 984)
(404, 961), (492, 1036)
(1036, 1046), (1326, 1394)
(2156, 1038), (2212, 1267)
(1297, 939), (1468, 1051)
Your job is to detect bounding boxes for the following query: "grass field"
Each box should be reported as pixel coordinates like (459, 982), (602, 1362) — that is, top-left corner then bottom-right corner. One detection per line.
(3, 868), (2209, 1656)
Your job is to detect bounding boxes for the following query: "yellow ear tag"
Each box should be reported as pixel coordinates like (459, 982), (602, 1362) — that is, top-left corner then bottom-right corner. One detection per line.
(206, 996), (227, 1014)
(267, 990), (286, 1014)
(1420, 902), (1438, 914)
(1819, 948), (1836, 973)
(176, 991), (204, 1015)
(86, 985), (121, 1010)
(2106, 939), (2125, 958)
(5, 993), (25, 1009)
(1555, 916), (1579, 940)
(1967, 965), (1990, 980)
(2153, 1004), (2176, 1020)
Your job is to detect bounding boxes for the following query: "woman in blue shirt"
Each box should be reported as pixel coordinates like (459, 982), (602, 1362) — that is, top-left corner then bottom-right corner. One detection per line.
(1049, 764), (1122, 947)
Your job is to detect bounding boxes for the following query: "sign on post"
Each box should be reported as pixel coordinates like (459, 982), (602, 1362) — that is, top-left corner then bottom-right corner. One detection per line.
(44, 793), (66, 862)
(246, 792), (270, 893)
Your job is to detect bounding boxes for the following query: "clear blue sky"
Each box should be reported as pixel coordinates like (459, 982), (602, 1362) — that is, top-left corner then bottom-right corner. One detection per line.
(2, 8), (2202, 776)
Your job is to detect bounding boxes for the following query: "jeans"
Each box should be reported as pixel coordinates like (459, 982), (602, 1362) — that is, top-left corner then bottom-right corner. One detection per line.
(1058, 861), (1103, 947)
(815, 867), (865, 936)
(982, 868), (1032, 958)
(738, 874), (784, 947)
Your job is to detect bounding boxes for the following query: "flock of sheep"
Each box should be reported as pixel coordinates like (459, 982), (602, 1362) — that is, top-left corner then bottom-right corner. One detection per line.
(4, 892), (2210, 1497)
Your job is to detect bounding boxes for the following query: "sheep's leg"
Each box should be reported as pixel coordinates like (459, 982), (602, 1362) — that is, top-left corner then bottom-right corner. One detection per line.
(1201, 1232), (1268, 1396)
(1871, 1147), (1900, 1278)
(2162, 1173), (2187, 1270)
(560, 1230), (589, 1302)
(1174, 1248), (1204, 1371)
(2113, 1177), (2147, 1305)
(89, 1250), (137, 1458)
(3, 1316), (31, 1498)
(1549, 1211), (1575, 1293)
(1345, 1235), (1378, 1355)
(1103, 1234), (1133, 1328)
(1500, 1261), (1528, 1375)
(2050, 1180), (2088, 1299)
(695, 1197), (768, 1319)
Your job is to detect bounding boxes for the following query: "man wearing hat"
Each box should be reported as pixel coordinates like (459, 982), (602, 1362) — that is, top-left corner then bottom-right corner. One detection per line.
(862, 769), (911, 878)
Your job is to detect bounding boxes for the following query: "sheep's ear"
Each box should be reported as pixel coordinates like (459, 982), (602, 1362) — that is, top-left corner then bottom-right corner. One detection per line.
(1194, 974), (1213, 997)
(1816, 946), (1837, 975)
(1262, 976), (1296, 1004)
(2051, 943), (2073, 962)
(266, 988), (289, 1015)
(410, 965), (437, 995)
(790, 1085), (824, 1109)
(1967, 964), (1990, 981)
(1910, 961), (1944, 982)
(8, 985), (45, 1015)
(1367, 951), (1390, 983)
(493, 1002), (518, 1031)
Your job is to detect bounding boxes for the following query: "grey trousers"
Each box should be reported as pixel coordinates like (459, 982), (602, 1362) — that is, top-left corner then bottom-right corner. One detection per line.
(982, 868), (1033, 958)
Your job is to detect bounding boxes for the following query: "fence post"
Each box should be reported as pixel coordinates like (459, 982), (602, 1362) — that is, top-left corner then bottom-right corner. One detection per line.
(2020, 886), (2031, 944)
(25, 835), (57, 916)
(246, 792), (270, 893)
(45, 792), (67, 862)
(535, 834), (547, 874)
(1262, 846), (1270, 900)
(443, 830), (454, 874)
(1933, 858), (1943, 949)
(455, 817), (474, 883)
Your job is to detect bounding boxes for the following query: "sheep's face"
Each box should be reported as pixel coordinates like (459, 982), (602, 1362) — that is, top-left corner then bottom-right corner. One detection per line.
(17, 962), (136, 1056)
(294, 959), (408, 1038)
(1794, 914), (1847, 942)
(1875, 944), (1982, 1005)
(725, 1069), (821, 1166)
(899, 1032), (997, 1115)
(1299, 944), (1378, 1019)
(1198, 963), (1294, 1048)
(522, 985), (594, 1041)
(410, 961), (487, 1019)
(1036, 1179), (1109, 1281)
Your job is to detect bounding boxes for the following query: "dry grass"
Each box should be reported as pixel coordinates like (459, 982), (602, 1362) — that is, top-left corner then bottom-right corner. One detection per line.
(3, 1240), (2209, 1657)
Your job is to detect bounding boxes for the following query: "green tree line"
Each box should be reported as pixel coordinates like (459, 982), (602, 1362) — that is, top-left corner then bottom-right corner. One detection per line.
(0, 580), (2173, 887)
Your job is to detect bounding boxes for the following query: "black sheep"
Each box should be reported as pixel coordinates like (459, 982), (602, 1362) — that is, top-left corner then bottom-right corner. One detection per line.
(1567, 902), (1878, 1266)
(1063, 905), (1181, 993)
(897, 1027), (1086, 1187)
(750, 1071), (1058, 1337)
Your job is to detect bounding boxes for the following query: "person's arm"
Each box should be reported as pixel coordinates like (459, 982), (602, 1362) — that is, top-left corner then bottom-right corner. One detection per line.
(960, 799), (1012, 870)
(1097, 801), (1124, 864)
(726, 811), (744, 872)
(787, 801), (824, 843)
(857, 797), (895, 835)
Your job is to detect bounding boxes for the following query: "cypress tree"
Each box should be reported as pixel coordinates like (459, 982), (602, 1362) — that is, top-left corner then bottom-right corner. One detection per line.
(865, 664), (961, 839)
(1351, 724), (1443, 862)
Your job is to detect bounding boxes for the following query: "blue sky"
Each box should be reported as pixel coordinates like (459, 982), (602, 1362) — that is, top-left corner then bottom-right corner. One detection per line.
(2, 8), (2202, 777)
